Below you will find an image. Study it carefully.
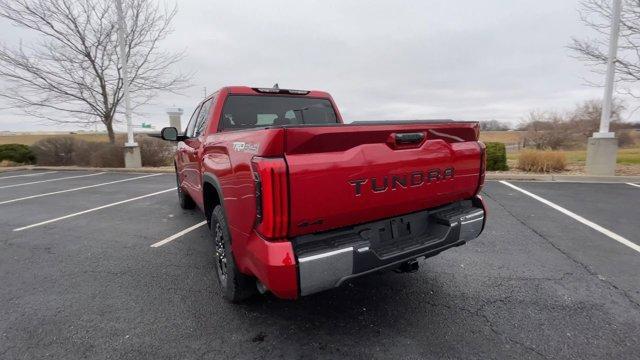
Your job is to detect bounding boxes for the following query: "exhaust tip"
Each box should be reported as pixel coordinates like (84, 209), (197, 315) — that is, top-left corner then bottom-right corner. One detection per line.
(256, 280), (268, 294)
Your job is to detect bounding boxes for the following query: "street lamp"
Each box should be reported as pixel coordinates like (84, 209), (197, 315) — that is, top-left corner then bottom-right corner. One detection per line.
(115, 0), (142, 168)
(586, 0), (622, 176)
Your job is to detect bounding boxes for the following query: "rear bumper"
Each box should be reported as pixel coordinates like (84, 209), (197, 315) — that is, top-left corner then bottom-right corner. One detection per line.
(293, 196), (486, 296)
(244, 196), (486, 299)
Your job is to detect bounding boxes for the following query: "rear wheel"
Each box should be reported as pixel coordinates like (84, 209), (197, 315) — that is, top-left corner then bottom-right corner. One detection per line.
(210, 205), (256, 302)
(175, 169), (195, 209)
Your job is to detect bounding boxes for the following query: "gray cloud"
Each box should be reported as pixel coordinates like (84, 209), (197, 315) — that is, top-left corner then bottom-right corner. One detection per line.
(0, 0), (618, 131)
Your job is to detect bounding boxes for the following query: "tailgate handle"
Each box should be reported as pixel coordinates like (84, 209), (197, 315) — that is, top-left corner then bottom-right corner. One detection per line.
(394, 132), (424, 144)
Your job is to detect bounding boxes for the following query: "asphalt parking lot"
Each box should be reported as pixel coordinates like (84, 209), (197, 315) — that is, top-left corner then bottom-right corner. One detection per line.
(1, 170), (639, 359)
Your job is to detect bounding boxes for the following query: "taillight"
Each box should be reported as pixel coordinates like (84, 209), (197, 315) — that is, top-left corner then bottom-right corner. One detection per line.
(476, 141), (486, 194)
(251, 157), (289, 239)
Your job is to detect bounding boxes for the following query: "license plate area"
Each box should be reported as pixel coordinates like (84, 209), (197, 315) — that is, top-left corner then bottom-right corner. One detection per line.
(369, 214), (441, 259)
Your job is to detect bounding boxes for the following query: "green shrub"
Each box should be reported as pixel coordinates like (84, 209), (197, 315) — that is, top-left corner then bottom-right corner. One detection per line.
(0, 143), (36, 164)
(485, 142), (508, 171)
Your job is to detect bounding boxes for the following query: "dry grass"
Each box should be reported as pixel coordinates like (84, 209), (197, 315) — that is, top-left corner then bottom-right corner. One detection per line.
(0, 159), (20, 167)
(0, 133), (112, 145)
(508, 147), (640, 165)
(617, 147), (640, 164)
(517, 150), (567, 173)
(479, 131), (524, 144)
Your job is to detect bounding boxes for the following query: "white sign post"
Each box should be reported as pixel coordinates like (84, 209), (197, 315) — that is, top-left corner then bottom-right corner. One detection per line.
(586, 0), (622, 175)
(116, 0), (142, 168)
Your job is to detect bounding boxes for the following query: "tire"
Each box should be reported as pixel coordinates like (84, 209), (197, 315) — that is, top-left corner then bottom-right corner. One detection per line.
(175, 168), (195, 209)
(210, 205), (256, 302)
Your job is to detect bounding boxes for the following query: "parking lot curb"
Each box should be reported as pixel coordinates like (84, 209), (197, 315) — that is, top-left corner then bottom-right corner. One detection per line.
(487, 172), (640, 183)
(0, 165), (173, 174)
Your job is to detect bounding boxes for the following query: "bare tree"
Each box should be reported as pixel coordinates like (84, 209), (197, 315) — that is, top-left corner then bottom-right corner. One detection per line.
(479, 119), (511, 131)
(567, 98), (625, 138)
(0, 0), (189, 143)
(569, 0), (640, 99)
(519, 99), (633, 149)
(520, 110), (571, 150)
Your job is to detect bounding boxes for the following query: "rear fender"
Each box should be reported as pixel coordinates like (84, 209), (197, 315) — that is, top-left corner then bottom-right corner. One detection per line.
(202, 172), (224, 226)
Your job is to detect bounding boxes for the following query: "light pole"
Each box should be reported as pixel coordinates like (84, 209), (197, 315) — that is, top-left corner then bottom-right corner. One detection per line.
(586, 0), (622, 175)
(116, 0), (142, 168)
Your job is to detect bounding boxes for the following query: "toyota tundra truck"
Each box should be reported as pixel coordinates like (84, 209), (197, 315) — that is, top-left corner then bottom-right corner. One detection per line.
(160, 86), (487, 302)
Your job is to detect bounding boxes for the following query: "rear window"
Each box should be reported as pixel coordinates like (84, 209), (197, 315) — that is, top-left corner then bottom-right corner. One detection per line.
(220, 95), (337, 130)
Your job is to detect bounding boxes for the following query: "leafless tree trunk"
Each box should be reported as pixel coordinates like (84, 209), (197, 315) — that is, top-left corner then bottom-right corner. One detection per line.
(569, 0), (640, 99)
(0, 0), (190, 143)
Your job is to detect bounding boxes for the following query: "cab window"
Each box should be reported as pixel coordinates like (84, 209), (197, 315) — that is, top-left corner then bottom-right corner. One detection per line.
(193, 97), (215, 137)
(184, 104), (202, 137)
(220, 95), (337, 130)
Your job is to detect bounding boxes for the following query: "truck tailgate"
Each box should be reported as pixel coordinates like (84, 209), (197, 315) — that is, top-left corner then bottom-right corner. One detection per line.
(284, 123), (482, 237)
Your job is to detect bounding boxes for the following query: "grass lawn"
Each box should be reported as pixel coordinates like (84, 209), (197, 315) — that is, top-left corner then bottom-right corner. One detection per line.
(507, 147), (640, 165)
(0, 133), (111, 145)
(479, 131), (524, 144)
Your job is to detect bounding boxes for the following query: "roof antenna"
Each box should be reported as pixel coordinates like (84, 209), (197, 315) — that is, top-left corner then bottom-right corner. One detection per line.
(272, 83), (279, 89)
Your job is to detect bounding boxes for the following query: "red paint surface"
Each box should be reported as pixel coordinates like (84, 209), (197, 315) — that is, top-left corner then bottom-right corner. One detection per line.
(174, 86), (483, 299)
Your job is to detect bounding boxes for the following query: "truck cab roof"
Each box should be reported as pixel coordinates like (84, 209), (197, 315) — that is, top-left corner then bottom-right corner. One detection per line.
(221, 86), (333, 99)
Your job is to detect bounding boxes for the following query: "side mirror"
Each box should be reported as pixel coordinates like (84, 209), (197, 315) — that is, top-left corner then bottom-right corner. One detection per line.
(161, 127), (179, 141)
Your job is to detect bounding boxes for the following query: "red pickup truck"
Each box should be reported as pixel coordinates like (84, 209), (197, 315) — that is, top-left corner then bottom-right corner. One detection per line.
(160, 86), (487, 302)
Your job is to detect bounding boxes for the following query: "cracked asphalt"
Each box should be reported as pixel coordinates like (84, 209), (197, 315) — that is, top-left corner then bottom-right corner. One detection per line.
(1, 170), (639, 359)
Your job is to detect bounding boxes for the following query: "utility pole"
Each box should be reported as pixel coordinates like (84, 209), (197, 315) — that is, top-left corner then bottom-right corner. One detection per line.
(116, 0), (142, 168)
(586, 0), (622, 175)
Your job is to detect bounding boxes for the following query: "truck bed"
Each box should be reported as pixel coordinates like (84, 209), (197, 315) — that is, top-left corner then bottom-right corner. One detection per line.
(279, 121), (483, 236)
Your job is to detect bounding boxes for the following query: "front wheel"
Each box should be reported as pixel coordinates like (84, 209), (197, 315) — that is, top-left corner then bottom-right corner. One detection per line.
(175, 169), (195, 209)
(210, 205), (256, 302)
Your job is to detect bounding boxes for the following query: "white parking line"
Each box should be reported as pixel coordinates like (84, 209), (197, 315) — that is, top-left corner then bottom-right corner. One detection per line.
(627, 182), (640, 188)
(150, 221), (208, 248)
(0, 173), (163, 205)
(500, 181), (640, 254)
(0, 171), (58, 180)
(13, 188), (174, 232)
(0, 172), (105, 189)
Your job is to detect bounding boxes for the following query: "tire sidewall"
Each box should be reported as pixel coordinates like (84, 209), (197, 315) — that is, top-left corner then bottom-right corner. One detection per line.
(211, 206), (240, 300)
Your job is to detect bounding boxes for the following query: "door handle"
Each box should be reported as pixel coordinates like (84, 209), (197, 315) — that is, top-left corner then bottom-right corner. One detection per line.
(395, 132), (425, 144)
(387, 132), (426, 149)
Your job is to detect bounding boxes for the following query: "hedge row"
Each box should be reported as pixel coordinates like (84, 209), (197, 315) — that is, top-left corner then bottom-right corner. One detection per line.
(0, 136), (173, 167)
(29, 136), (174, 167)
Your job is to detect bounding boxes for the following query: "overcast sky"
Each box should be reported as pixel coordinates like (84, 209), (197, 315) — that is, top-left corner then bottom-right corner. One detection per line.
(0, 0), (618, 132)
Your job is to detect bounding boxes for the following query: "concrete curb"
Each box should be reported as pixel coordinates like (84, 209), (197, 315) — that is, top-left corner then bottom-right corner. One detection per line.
(486, 172), (640, 183)
(0, 165), (173, 174)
